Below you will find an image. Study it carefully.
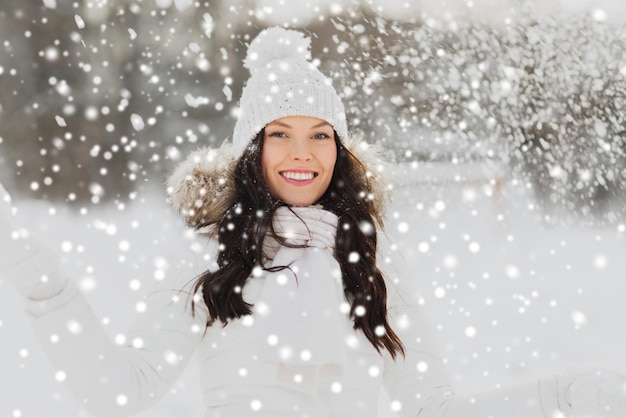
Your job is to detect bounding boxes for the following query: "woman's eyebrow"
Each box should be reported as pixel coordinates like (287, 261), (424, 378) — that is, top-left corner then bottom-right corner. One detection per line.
(266, 121), (332, 129)
(312, 121), (332, 129)
(267, 121), (291, 128)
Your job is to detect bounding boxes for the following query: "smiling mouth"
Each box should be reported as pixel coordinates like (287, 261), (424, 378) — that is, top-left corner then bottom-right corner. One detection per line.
(280, 171), (317, 181)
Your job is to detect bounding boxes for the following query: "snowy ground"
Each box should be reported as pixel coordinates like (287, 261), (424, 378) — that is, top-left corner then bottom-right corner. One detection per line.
(1, 161), (625, 417)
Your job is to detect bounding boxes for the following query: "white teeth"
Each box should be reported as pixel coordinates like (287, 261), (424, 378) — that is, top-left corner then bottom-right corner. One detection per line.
(282, 171), (315, 181)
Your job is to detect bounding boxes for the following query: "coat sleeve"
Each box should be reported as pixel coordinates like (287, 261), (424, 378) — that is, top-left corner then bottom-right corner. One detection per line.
(382, 274), (456, 417)
(23, 269), (207, 418)
(379, 235), (552, 418)
(382, 281), (554, 418)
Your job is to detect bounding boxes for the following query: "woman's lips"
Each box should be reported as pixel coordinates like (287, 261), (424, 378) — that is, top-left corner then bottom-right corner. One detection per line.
(280, 170), (317, 186)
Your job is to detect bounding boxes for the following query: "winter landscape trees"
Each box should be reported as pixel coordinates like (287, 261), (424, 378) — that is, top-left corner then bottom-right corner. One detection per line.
(0, 0), (624, 222)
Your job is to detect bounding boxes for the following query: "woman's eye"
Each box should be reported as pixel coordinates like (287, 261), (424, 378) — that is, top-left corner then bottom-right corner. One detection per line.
(268, 131), (286, 138)
(313, 133), (330, 139)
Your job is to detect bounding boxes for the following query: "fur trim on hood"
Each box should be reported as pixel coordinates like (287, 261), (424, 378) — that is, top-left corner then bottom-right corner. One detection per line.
(166, 136), (391, 232)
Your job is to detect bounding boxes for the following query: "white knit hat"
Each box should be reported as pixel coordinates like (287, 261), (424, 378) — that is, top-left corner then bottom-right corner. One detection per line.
(232, 27), (348, 158)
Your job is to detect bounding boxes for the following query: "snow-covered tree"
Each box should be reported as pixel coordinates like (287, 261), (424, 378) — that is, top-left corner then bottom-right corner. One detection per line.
(500, 12), (626, 224)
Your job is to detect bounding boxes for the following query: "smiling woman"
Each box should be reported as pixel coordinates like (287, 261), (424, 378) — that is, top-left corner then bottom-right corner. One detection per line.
(262, 116), (337, 206)
(2, 25), (626, 418)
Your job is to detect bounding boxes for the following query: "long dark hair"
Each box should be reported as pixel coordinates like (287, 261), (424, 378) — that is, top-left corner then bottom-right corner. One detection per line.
(192, 130), (405, 359)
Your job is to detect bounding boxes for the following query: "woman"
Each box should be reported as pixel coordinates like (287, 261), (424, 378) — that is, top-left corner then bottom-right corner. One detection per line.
(1, 27), (624, 418)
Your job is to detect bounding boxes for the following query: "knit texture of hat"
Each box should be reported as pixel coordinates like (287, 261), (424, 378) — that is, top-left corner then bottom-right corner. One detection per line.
(232, 27), (348, 158)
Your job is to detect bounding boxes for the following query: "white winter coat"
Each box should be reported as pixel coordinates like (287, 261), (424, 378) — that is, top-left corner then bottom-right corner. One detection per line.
(19, 141), (547, 417)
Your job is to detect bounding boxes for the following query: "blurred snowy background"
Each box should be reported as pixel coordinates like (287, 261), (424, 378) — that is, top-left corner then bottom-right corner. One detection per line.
(0, 0), (625, 417)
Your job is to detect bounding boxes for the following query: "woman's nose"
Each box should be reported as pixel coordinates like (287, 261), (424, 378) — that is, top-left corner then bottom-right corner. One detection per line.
(290, 139), (313, 160)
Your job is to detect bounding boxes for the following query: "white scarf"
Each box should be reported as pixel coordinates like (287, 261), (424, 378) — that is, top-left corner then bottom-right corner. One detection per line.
(253, 206), (349, 394)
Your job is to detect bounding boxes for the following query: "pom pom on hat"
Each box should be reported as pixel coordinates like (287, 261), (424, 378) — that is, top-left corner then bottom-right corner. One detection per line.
(232, 26), (348, 158)
(243, 27), (312, 72)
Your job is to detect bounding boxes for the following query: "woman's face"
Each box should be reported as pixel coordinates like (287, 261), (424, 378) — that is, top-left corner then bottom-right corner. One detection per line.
(261, 116), (337, 206)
